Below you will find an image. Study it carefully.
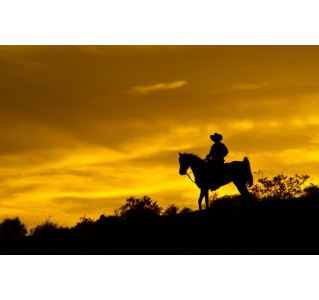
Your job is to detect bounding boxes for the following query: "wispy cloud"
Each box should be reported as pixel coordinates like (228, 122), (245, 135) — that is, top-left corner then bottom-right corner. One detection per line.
(212, 82), (269, 95)
(232, 82), (269, 90)
(131, 80), (187, 94)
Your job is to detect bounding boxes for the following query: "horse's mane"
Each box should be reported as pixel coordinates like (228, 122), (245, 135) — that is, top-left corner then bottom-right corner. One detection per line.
(182, 153), (205, 162)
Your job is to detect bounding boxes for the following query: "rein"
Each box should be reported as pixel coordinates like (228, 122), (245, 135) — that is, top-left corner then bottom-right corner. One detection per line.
(185, 171), (196, 184)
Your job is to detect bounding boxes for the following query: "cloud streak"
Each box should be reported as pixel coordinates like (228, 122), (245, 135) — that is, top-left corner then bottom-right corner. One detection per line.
(232, 82), (269, 90)
(131, 80), (187, 94)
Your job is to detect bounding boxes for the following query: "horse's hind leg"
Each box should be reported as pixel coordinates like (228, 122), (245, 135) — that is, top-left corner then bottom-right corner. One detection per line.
(234, 180), (250, 197)
(234, 180), (253, 202)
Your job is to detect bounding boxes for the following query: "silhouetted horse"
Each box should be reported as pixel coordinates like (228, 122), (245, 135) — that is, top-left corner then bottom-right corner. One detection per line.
(179, 153), (254, 210)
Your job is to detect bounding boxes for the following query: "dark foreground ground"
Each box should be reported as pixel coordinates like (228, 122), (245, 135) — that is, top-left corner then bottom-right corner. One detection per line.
(2, 196), (319, 254)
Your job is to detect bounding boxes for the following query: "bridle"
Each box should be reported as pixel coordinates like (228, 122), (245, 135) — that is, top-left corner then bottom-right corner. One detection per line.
(185, 170), (196, 184)
(180, 156), (197, 184)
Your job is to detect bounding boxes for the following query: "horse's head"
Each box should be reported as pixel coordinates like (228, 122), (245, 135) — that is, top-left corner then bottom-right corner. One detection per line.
(179, 152), (190, 175)
(179, 152), (204, 175)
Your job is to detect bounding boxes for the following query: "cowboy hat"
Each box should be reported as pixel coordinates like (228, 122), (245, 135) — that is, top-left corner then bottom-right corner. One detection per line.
(210, 133), (223, 142)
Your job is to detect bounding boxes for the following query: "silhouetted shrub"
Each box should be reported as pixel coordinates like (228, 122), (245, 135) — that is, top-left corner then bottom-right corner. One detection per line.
(30, 217), (66, 238)
(250, 172), (310, 200)
(73, 216), (95, 231)
(179, 207), (193, 214)
(209, 197), (239, 210)
(303, 184), (319, 198)
(163, 204), (180, 216)
(0, 217), (27, 240)
(220, 194), (242, 201)
(115, 195), (162, 220)
(97, 214), (122, 227)
(208, 192), (219, 206)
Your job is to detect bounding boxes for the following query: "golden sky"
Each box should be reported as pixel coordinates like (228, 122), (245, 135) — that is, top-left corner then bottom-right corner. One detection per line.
(1, 45), (319, 228)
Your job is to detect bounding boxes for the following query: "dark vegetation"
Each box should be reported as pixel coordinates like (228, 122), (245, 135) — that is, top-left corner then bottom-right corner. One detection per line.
(2, 173), (319, 254)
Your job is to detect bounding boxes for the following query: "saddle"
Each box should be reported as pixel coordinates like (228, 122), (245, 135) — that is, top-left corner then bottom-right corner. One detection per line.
(204, 159), (226, 188)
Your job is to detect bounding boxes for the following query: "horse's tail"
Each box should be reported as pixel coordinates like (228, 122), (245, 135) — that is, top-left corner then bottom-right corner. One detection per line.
(243, 157), (253, 187)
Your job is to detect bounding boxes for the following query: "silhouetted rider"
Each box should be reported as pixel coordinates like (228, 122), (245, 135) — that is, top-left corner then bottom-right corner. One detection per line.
(206, 133), (228, 164)
(205, 133), (228, 189)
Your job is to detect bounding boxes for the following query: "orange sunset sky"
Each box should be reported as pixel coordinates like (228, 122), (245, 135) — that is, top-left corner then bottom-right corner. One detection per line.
(1, 45), (319, 228)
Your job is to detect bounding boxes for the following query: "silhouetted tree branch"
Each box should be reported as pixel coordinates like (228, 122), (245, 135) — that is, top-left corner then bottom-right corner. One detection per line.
(250, 171), (310, 200)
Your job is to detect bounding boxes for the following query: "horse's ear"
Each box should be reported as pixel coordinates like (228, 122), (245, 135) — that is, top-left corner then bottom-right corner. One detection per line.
(179, 152), (182, 156)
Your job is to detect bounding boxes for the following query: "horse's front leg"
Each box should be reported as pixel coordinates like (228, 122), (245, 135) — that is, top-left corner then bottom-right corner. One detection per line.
(204, 189), (209, 209)
(198, 189), (205, 210)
